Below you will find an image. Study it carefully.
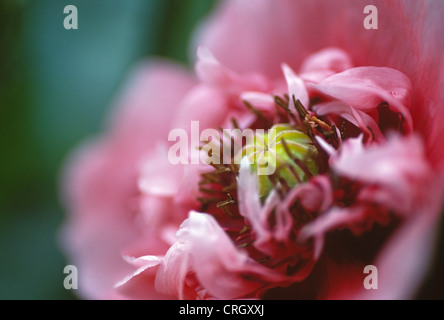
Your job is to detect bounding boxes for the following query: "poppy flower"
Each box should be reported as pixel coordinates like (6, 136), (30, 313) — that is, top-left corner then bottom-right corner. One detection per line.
(61, 0), (444, 299)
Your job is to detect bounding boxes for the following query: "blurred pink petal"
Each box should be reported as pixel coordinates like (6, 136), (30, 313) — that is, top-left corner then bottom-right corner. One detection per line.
(158, 211), (288, 299)
(195, 46), (270, 94)
(354, 209), (441, 299)
(300, 47), (353, 75)
(114, 255), (172, 300)
(61, 61), (195, 298)
(171, 85), (229, 132)
(299, 47), (354, 83)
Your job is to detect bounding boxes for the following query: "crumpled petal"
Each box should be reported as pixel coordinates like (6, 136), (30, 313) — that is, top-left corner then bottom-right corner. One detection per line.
(300, 47), (353, 74)
(157, 211), (286, 299)
(313, 101), (385, 142)
(155, 240), (196, 299)
(236, 158), (319, 279)
(283, 175), (333, 214)
(331, 134), (431, 214)
(115, 256), (162, 294)
(300, 133), (436, 268)
(300, 47), (354, 83)
(237, 157), (282, 251)
(309, 67), (413, 133)
(282, 63), (309, 110)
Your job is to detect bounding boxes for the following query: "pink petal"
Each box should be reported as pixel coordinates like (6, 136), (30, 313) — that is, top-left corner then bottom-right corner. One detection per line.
(300, 47), (353, 74)
(155, 240), (196, 299)
(114, 255), (172, 300)
(309, 67), (413, 133)
(138, 144), (182, 197)
(173, 48), (272, 133)
(330, 134), (432, 214)
(283, 175), (333, 214)
(240, 91), (275, 111)
(282, 63), (309, 111)
(187, 211), (288, 299)
(355, 196), (443, 299)
(161, 211), (287, 299)
(237, 158), (270, 247)
(330, 179), (444, 300)
(195, 0), (444, 165)
(171, 84), (229, 132)
(137, 144), (209, 240)
(60, 61), (195, 299)
(60, 141), (141, 299)
(193, 0), (305, 79)
(299, 47), (354, 83)
(313, 101), (385, 142)
(195, 46), (270, 95)
(300, 206), (367, 242)
(109, 60), (196, 157)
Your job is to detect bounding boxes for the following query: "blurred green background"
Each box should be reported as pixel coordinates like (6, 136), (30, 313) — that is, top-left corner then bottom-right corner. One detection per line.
(0, 0), (217, 299)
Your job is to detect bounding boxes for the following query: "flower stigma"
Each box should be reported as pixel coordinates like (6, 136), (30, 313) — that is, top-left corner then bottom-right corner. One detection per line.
(239, 123), (319, 198)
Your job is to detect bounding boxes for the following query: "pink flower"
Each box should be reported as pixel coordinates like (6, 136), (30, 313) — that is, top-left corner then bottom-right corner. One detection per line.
(61, 0), (444, 299)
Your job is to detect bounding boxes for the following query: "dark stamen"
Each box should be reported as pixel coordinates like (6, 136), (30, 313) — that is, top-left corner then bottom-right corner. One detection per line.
(306, 114), (332, 131)
(197, 197), (221, 204)
(367, 126), (375, 141)
(293, 96), (309, 120)
(285, 163), (302, 184)
(243, 100), (268, 121)
(256, 256), (270, 264)
(274, 95), (299, 123)
(231, 117), (241, 130)
(222, 183), (237, 192)
(201, 172), (220, 183)
(214, 166), (231, 174)
(221, 205), (235, 217)
(267, 174), (286, 199)
(216, 193), (237, 208)
(274, 95), (291, 112)
(237, 240), (254, 248)
(278, 177), (290, 193)
(199, 187), (218, 194)
(340, 121), (346, 140)
(280, 138), (313, 179)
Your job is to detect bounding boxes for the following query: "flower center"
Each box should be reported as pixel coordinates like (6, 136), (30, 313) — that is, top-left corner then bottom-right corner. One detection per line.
(197, 97), (326, 252)
(241, 123), (319, 198)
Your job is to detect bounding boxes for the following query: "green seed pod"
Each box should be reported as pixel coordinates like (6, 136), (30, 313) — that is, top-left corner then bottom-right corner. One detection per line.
(241, 123), (318, 197)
